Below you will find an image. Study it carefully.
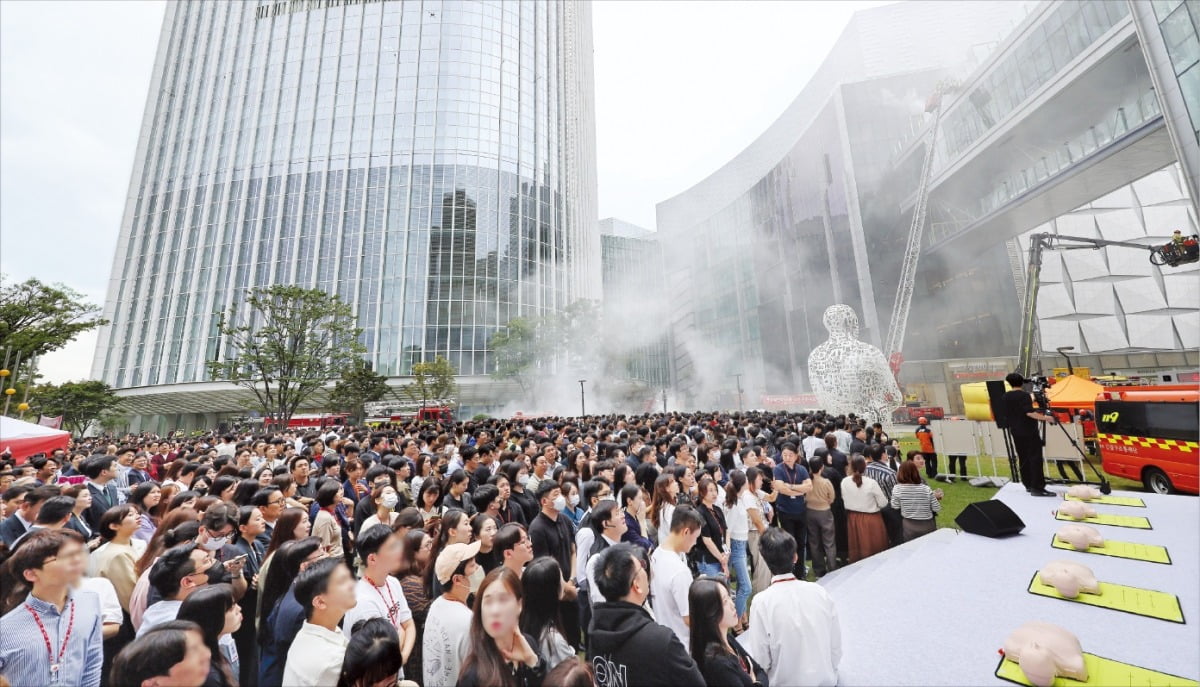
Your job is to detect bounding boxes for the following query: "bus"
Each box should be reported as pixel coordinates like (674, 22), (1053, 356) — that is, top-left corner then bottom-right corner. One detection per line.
(1094, 386), (1199, 495)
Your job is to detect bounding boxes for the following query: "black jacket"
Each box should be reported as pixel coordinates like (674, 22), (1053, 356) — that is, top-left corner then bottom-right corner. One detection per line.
(588, 601), (704, 687)
(700, 636), (768, 687)
(455, 632), (547, 687)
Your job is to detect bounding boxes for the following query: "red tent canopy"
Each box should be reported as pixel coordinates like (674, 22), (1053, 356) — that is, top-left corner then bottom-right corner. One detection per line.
(0, 416), (70, 464)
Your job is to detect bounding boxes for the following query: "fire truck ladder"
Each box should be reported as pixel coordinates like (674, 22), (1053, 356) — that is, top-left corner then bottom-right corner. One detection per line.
(883, 84), (954, 370)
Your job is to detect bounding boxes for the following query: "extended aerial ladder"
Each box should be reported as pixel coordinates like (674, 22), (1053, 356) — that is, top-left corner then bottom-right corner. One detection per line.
(1015, 232), (1199, 376)
(883, 80), (957, 375)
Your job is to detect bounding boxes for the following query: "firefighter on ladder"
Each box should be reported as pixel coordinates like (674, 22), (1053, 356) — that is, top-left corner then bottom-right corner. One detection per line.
(915, 417), (938, 480)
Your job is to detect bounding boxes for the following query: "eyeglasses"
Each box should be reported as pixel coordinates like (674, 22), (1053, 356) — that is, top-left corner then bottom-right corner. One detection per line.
(42, 550), (86, 565)
(267, 498), (284, 505)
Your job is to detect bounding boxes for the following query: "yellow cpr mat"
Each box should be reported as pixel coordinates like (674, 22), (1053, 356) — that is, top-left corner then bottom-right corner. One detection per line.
(996, 653), (1199, 686)
(1051, 536), (1171, 564)
(1065, 494), (1145, 507)
(1055, 511), (1151, 529)
(1027, 573), (1184, 623)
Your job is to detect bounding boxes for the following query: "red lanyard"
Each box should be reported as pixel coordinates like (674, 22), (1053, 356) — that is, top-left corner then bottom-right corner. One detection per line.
(770, 576), (797, 587)
(368, 576), (399, 624)
(26, 599), (75, 677)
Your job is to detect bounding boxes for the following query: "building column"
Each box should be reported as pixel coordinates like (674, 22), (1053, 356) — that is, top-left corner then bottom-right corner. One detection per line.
(1130, 0), (1200, 214)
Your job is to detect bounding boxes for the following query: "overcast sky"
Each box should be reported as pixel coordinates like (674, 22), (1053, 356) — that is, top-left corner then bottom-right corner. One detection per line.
(1, 0), (887, 384)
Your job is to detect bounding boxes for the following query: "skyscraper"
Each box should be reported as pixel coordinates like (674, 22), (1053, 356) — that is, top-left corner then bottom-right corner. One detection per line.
(92, 0), (598, 423)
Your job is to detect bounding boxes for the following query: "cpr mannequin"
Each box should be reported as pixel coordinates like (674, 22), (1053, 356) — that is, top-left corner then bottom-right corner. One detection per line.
(1066, 485), (1102, 501)
(1038, 560), (1100, 598)
(1003, 622), (1088, 687)
(1055, 523), (1104, 551)
(1058, 500), (1096, 520)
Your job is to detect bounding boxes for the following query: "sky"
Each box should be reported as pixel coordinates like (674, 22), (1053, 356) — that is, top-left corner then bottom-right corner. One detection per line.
(0, 0), (887, 384)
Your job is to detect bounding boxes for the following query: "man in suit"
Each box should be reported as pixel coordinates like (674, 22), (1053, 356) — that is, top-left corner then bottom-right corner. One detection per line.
(0, 485), (59, 547)
(82, 454), (121, 531)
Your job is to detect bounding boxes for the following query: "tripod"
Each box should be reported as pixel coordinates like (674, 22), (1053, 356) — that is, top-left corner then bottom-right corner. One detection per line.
(1032, 389), (1112, 495)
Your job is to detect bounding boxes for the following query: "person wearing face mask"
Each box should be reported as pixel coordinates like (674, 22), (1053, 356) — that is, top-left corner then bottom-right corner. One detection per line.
(504, 462), (539, 524)
(423, 542), (481, 687)
(583, 500), (627, 607)
(457, 567), (547, 687)
(587, 543), (705, 687)
(358, 484), (401, 535)
(138, 543), (216, 637)
(560, 481), (585, 527)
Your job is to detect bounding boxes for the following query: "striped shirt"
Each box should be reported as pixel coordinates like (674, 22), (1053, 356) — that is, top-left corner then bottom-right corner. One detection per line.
(890, 483), (941, 520)
(865, 461), (897, 500)
(0, 589), (104, 687)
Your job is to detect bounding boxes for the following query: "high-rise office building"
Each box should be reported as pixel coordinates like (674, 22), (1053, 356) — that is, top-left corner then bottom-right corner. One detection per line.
(599, 218), (670, 389)
(92, 0), (599, 425)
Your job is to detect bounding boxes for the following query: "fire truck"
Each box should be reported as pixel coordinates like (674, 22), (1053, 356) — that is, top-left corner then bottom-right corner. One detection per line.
(363, 401), (455, 426)
(260, 413), (349, 430)
(1094, 385), (1199, 495)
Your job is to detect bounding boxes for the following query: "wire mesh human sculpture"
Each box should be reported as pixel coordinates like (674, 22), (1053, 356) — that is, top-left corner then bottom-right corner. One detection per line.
(807, 304), (902, 424)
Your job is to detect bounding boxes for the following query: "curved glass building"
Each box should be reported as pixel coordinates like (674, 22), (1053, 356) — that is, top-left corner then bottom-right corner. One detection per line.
(93, 0), (598, 419)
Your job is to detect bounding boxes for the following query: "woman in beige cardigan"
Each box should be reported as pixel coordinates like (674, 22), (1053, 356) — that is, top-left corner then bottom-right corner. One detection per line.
(310, 480), (345, 559)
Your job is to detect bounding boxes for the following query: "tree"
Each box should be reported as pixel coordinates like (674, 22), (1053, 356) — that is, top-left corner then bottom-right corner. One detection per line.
(329, 359), (390, 424)
(0, 275), (108, 372)
(206, 285), (365, 425)
(489, 318), (543, 401)
(397, 355), (458, 408)
(31, 380), (123, 436)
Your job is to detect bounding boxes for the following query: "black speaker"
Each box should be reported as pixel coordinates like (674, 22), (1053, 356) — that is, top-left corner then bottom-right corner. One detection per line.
(986, 380), (1010, 429)
(956, 500), (1025, 537)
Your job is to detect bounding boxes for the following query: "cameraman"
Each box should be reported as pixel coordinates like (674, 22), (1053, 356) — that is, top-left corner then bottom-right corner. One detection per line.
(1001, 372), (1058, 497)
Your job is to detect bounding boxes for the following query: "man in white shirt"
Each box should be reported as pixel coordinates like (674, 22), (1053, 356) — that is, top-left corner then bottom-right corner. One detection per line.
(743, 528), (842, 687)
(584, 500), (627, 605)
(802, 427), (826, 460)
(343, 525), (416, 667)
(283, 558), (356, 687)
(649, 504), (704, 647)
(831, 421), (853, 456)
(423, 542), (480, 687)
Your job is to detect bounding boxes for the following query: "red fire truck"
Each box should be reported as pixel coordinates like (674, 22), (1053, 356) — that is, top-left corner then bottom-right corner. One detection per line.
(1095, 385), (1199, 495)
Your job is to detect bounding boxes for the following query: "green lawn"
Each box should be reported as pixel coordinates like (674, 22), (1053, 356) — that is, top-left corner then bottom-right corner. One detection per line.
(890, 432), (1146, 528)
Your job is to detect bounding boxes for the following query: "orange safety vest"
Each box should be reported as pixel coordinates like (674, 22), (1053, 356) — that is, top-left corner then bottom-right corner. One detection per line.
(916, 427), (935, 453)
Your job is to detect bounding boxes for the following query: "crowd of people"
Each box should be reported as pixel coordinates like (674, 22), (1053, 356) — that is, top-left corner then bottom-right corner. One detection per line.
(0, 410), (948, 687)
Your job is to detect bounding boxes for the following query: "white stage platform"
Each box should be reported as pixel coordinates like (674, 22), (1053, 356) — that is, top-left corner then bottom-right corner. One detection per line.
(822, 483), (1199, 686)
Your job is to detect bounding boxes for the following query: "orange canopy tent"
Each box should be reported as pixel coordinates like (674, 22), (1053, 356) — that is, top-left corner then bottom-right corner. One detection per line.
(1045, 375), (1105, 412)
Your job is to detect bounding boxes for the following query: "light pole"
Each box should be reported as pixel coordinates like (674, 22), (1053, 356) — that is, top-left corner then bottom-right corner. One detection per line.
(1055, 346), (1075, 376)
(578, 379), (586, 416)
(732, 373), (744, 413)
(662, 388), (668, 413)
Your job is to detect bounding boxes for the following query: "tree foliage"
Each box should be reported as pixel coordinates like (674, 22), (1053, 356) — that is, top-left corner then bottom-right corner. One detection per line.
(487, 300), (603, 403)
(31, 380), (123, 436)
(488, 318), (542, 400)
(397, 355), (458, 408)
(206, 285), (365, 424)
(0, 275), (107, 371)
(329, 359), (391, 423)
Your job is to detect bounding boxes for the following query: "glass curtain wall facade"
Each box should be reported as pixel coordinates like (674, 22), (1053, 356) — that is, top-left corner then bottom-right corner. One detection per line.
(598, 219), (670, 388)
(1151, 0), (1200, 141)
(93, 0), (598, 393)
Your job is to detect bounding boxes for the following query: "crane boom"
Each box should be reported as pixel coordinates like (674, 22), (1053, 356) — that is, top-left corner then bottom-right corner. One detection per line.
(883, 105), (945, 366)
(1016, 232), (1199, 375)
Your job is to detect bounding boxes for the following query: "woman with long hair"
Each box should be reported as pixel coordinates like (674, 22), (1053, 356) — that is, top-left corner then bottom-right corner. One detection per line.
(693, 477), (729, 578)
(457, 567), (546, 687)
(60, 483), (98, 546)
(687, 577), (767, 687)
(743, 467), (773, 595)
(358, 483), (401, 533)
(519, 558), (576, 671)
(720, 470), (753, 628)
(842, 455), (888, 562)
(559, 481), (585, 528)
(412, 454), (433, 504)
(891, 461), (941, 541)
(337, 617), (405, 687)
(231, 479), (260, 507)
(258, 538), (325, 687)
(471, 513), (502, 576)
(398, 529), (434, 684)
(129, 482), (163, 541)
(177, 583), (241, 687)
(648, 473), (679, 545)
(618, 483), (652, 551)
(209, 475), (239, 504)
(311, 480), (346, 558)
(152, 482), (181, 520)
(425, 508), (471, 596)
(254, 466), (274, 489)
(417, 480), (444, 523)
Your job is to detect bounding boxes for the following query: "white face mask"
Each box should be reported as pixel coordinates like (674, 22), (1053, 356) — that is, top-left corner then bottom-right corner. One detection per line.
(598, 494), (615, 504)
(518, 475), (531, 488)
(201, 535), (226, 552)
(382, 493), (399, 509)
(569, 493), (580, 507)
(553, 495), (567, 512)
